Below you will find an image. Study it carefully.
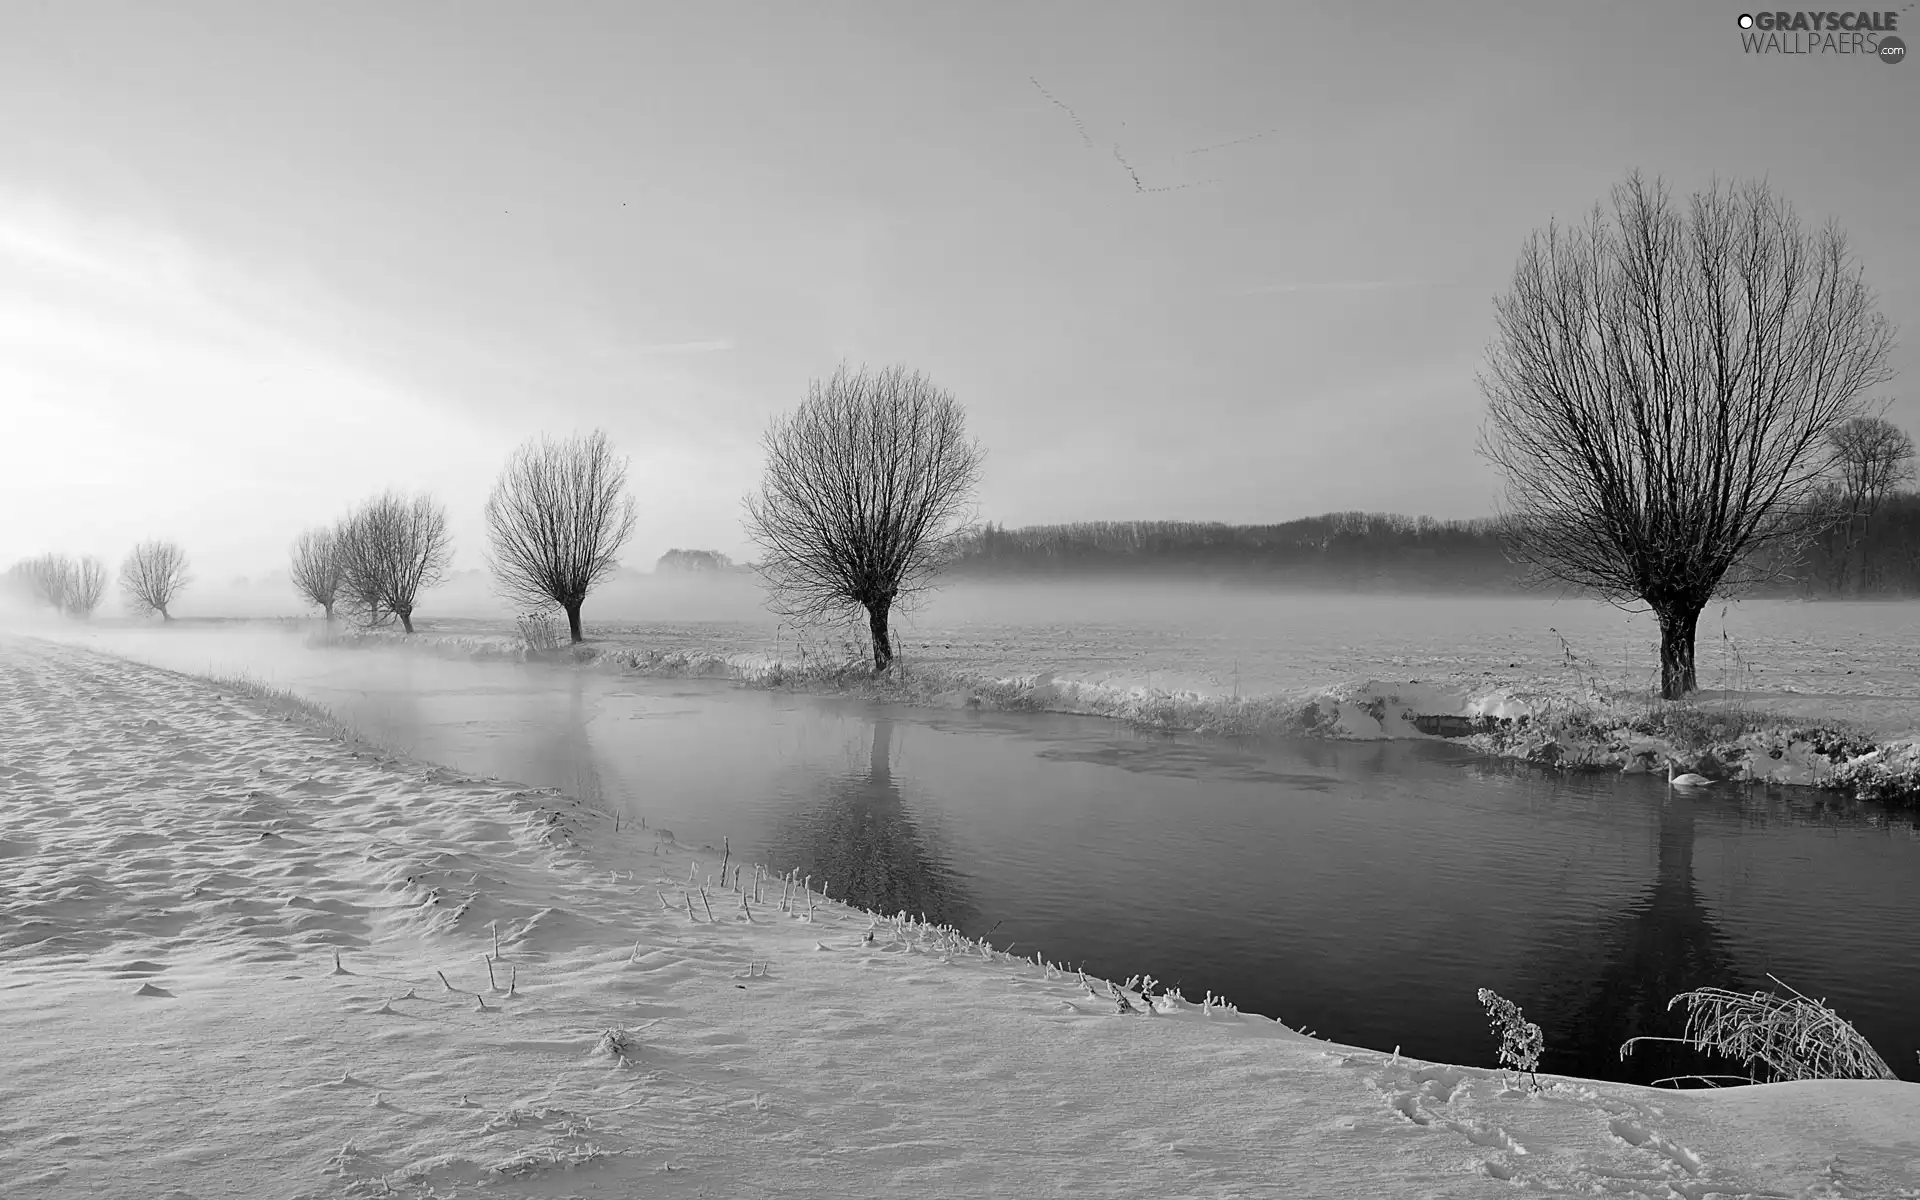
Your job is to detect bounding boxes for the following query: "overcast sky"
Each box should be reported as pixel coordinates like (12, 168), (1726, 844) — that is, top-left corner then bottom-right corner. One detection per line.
(1, 0), (1913, 577)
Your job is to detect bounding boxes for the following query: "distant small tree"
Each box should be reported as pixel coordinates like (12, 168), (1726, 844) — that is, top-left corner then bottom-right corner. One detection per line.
(288, 526), (344, 622)
(5, 554), (84, 613)
(30, 554), (74, 612)
(744, 362), (984, 671)
(483, 429), (638, 643)
(334, 491), (453, 634)
(67, 556), (107, 617)
(0, 561), (30, 607)
(331, 514), (389, 627)
(119, 540), (192, 621)
(1825, 416), (1915, 593)
(655, 548), (734, 573)
(1480, 173), (1896, 699)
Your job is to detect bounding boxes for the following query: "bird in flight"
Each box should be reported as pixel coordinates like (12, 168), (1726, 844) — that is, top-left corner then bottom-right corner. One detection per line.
(1183, 128), (1281, 157)
(1029, 76), (1094, 149)
(1031, 75), (1217, 194)
(1110, 142), (1216, 194)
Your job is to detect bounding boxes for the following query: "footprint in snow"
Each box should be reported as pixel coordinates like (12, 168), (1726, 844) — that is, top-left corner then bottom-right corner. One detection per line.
(1444, 1119), (1526, 1155)
(1608, 1116), (1702, 1175)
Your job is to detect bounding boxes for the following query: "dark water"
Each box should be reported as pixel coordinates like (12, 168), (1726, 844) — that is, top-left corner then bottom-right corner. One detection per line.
(71, 631), (1920, 1086)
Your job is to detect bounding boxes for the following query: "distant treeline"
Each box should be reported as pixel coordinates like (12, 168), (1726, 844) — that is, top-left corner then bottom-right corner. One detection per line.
(949, 498), (1920, 596)
(655, 548), (742, 574)
(1783, 491), (1920, 596)
(946, 514), (1524, 590)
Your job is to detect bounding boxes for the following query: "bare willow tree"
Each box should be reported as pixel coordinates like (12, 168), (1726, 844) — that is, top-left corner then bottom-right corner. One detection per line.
(119, 540), (192, 621)
(334, 490), (453, 634)
(289, 526), (345, 622)
(744, 362), (984, 672)
(4, 553), (95, 614)
(1824, 416), (1915, 593)
(67, 556), (107, 617)
(1480, 173), (1896, 700)
(25, 554), (73, 612)
(483, 429), (638, 643)
(332, 514), (389, 628)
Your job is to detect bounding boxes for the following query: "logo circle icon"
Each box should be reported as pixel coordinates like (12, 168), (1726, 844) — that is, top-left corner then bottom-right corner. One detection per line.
(1738, 13), (1754, 28)
(1879, 34), (1907, 63)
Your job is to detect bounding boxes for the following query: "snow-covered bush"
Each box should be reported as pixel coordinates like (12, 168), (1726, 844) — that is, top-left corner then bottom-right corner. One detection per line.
(1477, 988), (1545, 1091)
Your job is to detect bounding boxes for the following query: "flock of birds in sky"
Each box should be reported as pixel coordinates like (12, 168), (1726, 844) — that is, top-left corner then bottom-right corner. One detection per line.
(1028, 76), (1280, 195)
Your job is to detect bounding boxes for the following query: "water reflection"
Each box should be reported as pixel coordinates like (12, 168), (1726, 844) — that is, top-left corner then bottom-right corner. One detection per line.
(529, 672), (607, 810)
(1531, 794), (1746, 1085)
(765, 717), (978, 929)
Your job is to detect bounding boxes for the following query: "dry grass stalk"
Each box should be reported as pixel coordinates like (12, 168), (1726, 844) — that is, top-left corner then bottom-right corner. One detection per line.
(1620, 974), (1895, 1084)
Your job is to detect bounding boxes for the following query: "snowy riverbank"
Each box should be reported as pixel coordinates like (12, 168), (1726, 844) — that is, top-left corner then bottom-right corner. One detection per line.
(314, 625), (1920, 807)
(3, 635), (1918, 1197)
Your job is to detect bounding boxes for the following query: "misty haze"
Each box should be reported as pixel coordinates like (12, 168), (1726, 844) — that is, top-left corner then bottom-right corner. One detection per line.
(3, 4), (1918, 1198)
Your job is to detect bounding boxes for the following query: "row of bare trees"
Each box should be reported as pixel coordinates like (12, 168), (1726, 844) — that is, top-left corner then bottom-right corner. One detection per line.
(56, 168), (1884, 700)
(290, 492), (453, 634)
(3, 543), (192, 620)
(273, 377), (976, 670)
(287, 431), (637, 641)
(3, 554), (109, 617)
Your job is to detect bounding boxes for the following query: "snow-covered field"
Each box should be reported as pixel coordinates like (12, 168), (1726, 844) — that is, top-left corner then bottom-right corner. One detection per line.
(4, 634), (1918, 1198)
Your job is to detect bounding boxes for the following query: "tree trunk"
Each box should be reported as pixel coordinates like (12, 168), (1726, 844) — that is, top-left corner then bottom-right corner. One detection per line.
(398, 609), (414, 634)
(867, 600), (893, 672)
(323, 602), (336, 624)
(564, 601), (584, 644)
(1655, 603), (1702, 700)
(1857, 509), (1876, 595)
(159, 604), (172, 622)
